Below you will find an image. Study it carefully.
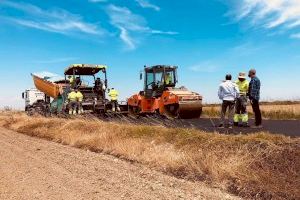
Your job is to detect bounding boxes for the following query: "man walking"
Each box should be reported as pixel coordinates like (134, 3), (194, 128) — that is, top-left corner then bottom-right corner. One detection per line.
(218, 74), (240, 128)
(248, 69), (262, 128)
(234, 72), (249, 127)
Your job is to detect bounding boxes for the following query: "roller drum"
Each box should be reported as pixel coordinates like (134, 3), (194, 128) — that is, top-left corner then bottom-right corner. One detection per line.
(164, 100), (202, 119)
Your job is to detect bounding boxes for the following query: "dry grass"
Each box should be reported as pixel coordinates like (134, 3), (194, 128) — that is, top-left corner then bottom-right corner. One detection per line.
(0, 112), (299, 199)
(202, 103), (300, 120)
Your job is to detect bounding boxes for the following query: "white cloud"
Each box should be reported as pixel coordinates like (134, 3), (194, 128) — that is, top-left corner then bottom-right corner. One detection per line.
(106, 4), (177, 49)
(119, 27), (136, 50)
(135, 0), (160, 11)
(107, 5), (148, 32)
(0, 1), (104, 35)
(151, 30), (178, 35)
(232, 0), (300, 38)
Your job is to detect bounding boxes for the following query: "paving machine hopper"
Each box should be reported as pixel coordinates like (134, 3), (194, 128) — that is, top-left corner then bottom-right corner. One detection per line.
(127, 65), (202, 119)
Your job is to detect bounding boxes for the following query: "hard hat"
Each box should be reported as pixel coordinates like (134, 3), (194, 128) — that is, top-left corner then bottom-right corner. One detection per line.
(238, 72), (246, 79)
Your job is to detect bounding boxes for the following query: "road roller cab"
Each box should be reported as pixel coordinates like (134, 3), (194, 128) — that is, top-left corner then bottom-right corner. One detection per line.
(128, 65), (203, 119)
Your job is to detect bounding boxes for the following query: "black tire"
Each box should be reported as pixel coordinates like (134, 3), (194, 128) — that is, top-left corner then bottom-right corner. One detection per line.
(128, 105), (140, 118)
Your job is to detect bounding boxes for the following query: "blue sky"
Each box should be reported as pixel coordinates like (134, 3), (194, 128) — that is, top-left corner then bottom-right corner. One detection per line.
(0, 0), (300, 108)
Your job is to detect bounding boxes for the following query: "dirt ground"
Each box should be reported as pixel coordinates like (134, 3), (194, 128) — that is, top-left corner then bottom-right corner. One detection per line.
(0, 127), (239, 200)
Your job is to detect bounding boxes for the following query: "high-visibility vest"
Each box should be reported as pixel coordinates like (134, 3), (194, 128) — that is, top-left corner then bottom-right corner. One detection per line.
(108, 89), (119, 101)
(76, 91), (83, 102)
(68, 91), (77, 101)
(69, 76), (75, 84)
(235, 80), (249, 95)
(165, 75), (172, 84)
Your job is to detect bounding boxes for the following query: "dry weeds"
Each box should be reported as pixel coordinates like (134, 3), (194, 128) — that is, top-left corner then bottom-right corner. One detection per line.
(202, 103), (300, 120)
(0, 112), (299, 199)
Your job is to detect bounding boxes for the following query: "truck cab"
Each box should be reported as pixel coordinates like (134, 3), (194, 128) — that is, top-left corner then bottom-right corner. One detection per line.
(22, 88), (48, 115)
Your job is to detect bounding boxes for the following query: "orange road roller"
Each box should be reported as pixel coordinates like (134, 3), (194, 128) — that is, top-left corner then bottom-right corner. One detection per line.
(127, 65), (203, 119)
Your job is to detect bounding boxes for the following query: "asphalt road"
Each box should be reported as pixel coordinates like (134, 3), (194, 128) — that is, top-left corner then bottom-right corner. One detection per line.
(180, 118), (300, 137)
(108, 116), (300, 137)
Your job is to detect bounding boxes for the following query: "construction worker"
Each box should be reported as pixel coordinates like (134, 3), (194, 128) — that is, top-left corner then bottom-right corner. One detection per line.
(68, 75), (75, 88)
(248, 69), (262, 128)
(164, 73), (172, 85)
(234, 72), (249, 127)
(218, 74), (240, 128)
(108, 88), (120, 112)
(75, 89), (84, 114)
(67, 88), (77, 115)
(75, 77), (82, 88)
(94, 77), (106, 99)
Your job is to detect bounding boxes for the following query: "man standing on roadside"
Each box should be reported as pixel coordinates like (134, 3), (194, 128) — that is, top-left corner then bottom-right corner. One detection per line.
(108, 88), (120, 112)
(234, 72), (249, 127)
(248, 69), (262, 128)
(218, 74), (240, 128)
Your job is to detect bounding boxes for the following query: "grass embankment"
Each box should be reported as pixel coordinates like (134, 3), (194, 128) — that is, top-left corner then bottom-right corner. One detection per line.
(0, 112), (299, 199)
(202, 103), (300, 120)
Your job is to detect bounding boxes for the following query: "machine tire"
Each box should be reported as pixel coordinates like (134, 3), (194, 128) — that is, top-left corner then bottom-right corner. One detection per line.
(164, 104), (180, 119)
(26, 107), (35, 116)
(128, 105), (140, 118)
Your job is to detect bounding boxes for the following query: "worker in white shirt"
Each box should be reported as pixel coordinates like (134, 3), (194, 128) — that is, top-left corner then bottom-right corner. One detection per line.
(218, 74), (240, 128)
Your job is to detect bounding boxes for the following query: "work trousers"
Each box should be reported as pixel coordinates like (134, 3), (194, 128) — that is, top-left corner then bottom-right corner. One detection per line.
(251, 99), (262, 126)
(234, 96), (248, 125)
(220, 100), (235, 125)
(77, 101), (83, 114)
(68, 101), (77, 115)
(111, 100), (119, 112)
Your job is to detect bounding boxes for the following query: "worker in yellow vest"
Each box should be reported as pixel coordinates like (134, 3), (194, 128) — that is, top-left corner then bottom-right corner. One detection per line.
(108, 88), (120, 112)
(234, 72), (249, 127)
(75, 89), (84, 114)
(67, 89), (77, 115)
(164, 73), (172, 85)
(68, 75), (75, 88)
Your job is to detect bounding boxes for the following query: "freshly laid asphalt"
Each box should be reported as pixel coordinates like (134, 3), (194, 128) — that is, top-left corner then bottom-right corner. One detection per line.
(180, 118), (300, 137)
(108, 116), (300, 137)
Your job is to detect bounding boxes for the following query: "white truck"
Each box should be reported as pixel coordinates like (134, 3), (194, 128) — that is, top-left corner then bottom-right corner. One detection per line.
(22, 88), (48, 115)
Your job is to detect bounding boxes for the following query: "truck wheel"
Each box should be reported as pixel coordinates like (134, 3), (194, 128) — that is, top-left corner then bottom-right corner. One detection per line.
(26, 108), (35, 116)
